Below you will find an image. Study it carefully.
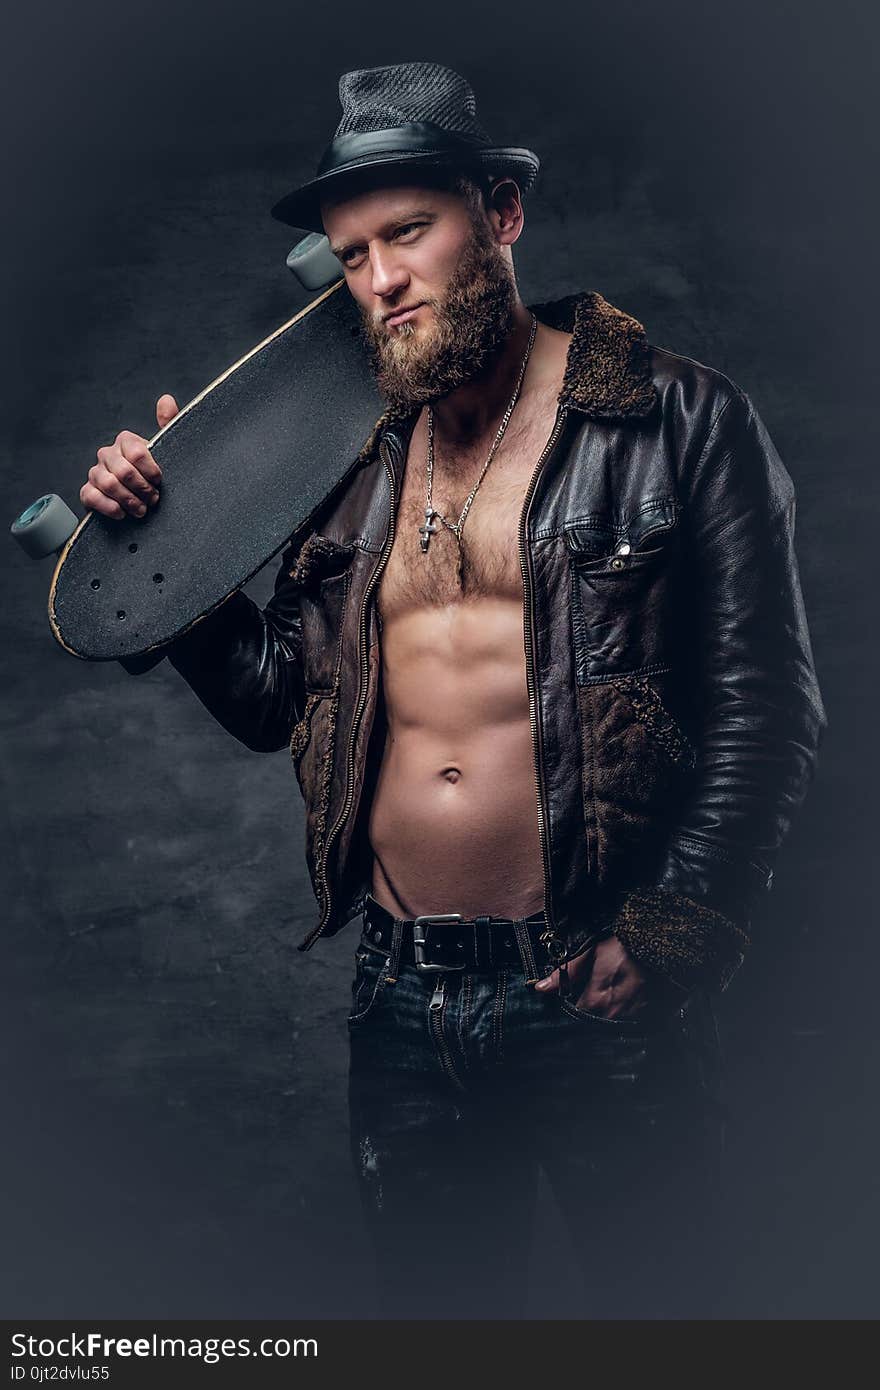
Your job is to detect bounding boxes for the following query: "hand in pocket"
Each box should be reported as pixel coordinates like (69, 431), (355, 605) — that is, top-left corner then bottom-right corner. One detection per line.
(534, 934), (653, 1020)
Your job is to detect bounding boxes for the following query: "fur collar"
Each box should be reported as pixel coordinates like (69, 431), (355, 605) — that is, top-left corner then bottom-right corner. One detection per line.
(363, 288), (657, 463)
(528, 289), (658, 420)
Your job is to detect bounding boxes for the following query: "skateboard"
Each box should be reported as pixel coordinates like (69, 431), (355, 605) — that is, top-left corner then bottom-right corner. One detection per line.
(10, 234), (385, 664)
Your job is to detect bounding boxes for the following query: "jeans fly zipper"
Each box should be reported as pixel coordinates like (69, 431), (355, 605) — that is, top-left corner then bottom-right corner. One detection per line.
(429, 977), (466, 1091)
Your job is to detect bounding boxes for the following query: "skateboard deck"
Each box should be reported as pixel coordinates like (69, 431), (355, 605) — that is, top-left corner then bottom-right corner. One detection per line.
(46, 278), (384, 661)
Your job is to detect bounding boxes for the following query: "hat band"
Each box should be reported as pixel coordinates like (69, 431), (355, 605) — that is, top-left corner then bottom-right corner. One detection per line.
(316, 122), (487, 177)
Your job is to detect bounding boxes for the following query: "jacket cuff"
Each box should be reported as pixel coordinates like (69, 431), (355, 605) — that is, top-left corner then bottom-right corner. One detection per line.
(611, 886), (751, 994)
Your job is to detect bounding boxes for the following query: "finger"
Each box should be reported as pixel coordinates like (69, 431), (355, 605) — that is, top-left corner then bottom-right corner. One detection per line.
(115, 431), (163, 489)
(596, 983), (650, 1020)
(534, 942), (596, 993)
(80, 480), (126, 521)
(578, 960), (623, 1013)
(108, 436), (163, 503)
(534, 966), (559, 993)
(156, 393), (179, 429)
(89, 461), (150, 516)
(578, 980), (612, 1012)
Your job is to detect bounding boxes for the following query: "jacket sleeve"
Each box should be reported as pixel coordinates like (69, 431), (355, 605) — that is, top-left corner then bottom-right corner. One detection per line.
(612, 384), (828, 993)
(132, 540), (308, 753)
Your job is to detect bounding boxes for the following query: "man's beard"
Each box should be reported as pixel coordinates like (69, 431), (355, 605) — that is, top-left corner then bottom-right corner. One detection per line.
(358, 216), (519, 413)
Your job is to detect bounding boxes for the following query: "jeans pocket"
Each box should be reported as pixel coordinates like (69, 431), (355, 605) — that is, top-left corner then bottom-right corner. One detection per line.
(347, 944), (388, 1027)
(557, 993), (651, 1028)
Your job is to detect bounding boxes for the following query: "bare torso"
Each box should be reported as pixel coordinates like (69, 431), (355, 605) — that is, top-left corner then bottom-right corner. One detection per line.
(367, 324), (572, 918)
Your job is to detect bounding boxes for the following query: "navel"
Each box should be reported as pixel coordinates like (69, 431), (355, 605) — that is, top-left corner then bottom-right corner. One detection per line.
(440, 766), (462, 784)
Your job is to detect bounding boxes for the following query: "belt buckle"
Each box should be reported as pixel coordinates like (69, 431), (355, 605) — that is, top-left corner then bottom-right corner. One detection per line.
(412, 914), (465, 972)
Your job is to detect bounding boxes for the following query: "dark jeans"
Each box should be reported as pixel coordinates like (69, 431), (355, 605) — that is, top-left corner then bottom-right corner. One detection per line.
(347, 902), (728, 1320)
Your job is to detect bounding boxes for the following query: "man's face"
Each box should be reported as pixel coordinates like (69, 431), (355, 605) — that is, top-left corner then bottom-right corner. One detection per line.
(320, 178), (519, 412)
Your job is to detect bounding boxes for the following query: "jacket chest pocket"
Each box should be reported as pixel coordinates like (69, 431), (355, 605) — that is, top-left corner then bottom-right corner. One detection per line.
(566, 500), (679, 683)
(288, 532), (356, 694)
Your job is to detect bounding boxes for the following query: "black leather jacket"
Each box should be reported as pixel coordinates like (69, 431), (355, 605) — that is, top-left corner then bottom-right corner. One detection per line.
(158, 288), (828, 993)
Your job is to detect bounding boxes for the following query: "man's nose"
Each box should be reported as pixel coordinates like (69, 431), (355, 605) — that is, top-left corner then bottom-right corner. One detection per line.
(368, 245), (408, 299)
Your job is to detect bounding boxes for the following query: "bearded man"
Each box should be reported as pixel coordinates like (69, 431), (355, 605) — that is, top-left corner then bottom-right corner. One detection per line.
(82, 61), (827, 1319)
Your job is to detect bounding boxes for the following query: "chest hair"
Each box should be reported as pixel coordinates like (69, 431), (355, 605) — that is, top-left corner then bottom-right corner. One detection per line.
(377, 392), (561, 620)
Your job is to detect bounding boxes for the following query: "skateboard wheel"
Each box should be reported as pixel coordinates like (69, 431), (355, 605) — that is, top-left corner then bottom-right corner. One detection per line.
(10, 493), (79, 559)
(286, 233), (343, 291)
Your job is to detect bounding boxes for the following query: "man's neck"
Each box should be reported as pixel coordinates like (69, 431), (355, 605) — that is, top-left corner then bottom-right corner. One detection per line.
(428, 300), (538, 448)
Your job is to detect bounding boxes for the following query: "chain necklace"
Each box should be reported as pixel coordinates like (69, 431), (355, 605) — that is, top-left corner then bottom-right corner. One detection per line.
(418, 313), (538, 558)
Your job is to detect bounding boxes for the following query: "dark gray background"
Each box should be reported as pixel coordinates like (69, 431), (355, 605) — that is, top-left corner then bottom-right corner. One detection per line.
(2, 0), (876, 1317)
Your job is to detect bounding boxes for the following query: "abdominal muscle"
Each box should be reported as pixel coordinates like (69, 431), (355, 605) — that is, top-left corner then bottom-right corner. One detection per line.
(367, 595), (545, 919)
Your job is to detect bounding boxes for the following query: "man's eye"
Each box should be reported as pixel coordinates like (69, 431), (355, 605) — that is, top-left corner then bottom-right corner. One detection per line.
(339, 223), (425, 266)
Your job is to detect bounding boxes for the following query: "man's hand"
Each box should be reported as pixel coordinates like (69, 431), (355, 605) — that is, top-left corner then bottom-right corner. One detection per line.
(533, 934), (668, 1020)
(80, 394), (179, 520)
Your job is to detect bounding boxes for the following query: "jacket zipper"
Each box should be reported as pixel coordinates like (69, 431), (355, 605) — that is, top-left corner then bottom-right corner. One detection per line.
(299, 437), (399, 950)
(429, 978), (466, 1090)
(519, 405), (569, 956)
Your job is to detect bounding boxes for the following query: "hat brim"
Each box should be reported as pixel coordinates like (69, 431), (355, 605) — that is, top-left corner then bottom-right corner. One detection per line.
(270, 146), (540, 233)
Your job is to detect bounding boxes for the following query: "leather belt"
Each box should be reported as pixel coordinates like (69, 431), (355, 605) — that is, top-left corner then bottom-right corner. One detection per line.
(361, 894), (552, 973)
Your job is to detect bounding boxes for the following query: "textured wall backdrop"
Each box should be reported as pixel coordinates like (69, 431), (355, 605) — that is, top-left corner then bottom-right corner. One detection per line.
(2, 0), (876, 1317)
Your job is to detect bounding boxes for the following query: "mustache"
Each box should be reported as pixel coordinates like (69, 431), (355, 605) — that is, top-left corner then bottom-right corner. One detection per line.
(372, 300), (435, 331)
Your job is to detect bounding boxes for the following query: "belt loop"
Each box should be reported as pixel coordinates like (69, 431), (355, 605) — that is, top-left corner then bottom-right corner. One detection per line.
(472, 915), (492, 970)
(514, 918), (541, 983)
(384, 913), (404, 985)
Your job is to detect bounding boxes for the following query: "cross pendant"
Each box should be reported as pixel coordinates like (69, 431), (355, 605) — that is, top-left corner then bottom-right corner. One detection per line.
(419, 506), (440, 553)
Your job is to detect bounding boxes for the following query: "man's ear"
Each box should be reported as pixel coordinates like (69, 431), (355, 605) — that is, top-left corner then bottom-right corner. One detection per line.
(486, 176), (524, 245)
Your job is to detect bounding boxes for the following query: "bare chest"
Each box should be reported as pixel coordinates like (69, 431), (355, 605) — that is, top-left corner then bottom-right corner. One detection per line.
(377, 392), (561, 620)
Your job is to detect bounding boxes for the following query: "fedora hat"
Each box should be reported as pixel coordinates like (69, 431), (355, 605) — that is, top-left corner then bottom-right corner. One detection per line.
(270, 61), (540, 233)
